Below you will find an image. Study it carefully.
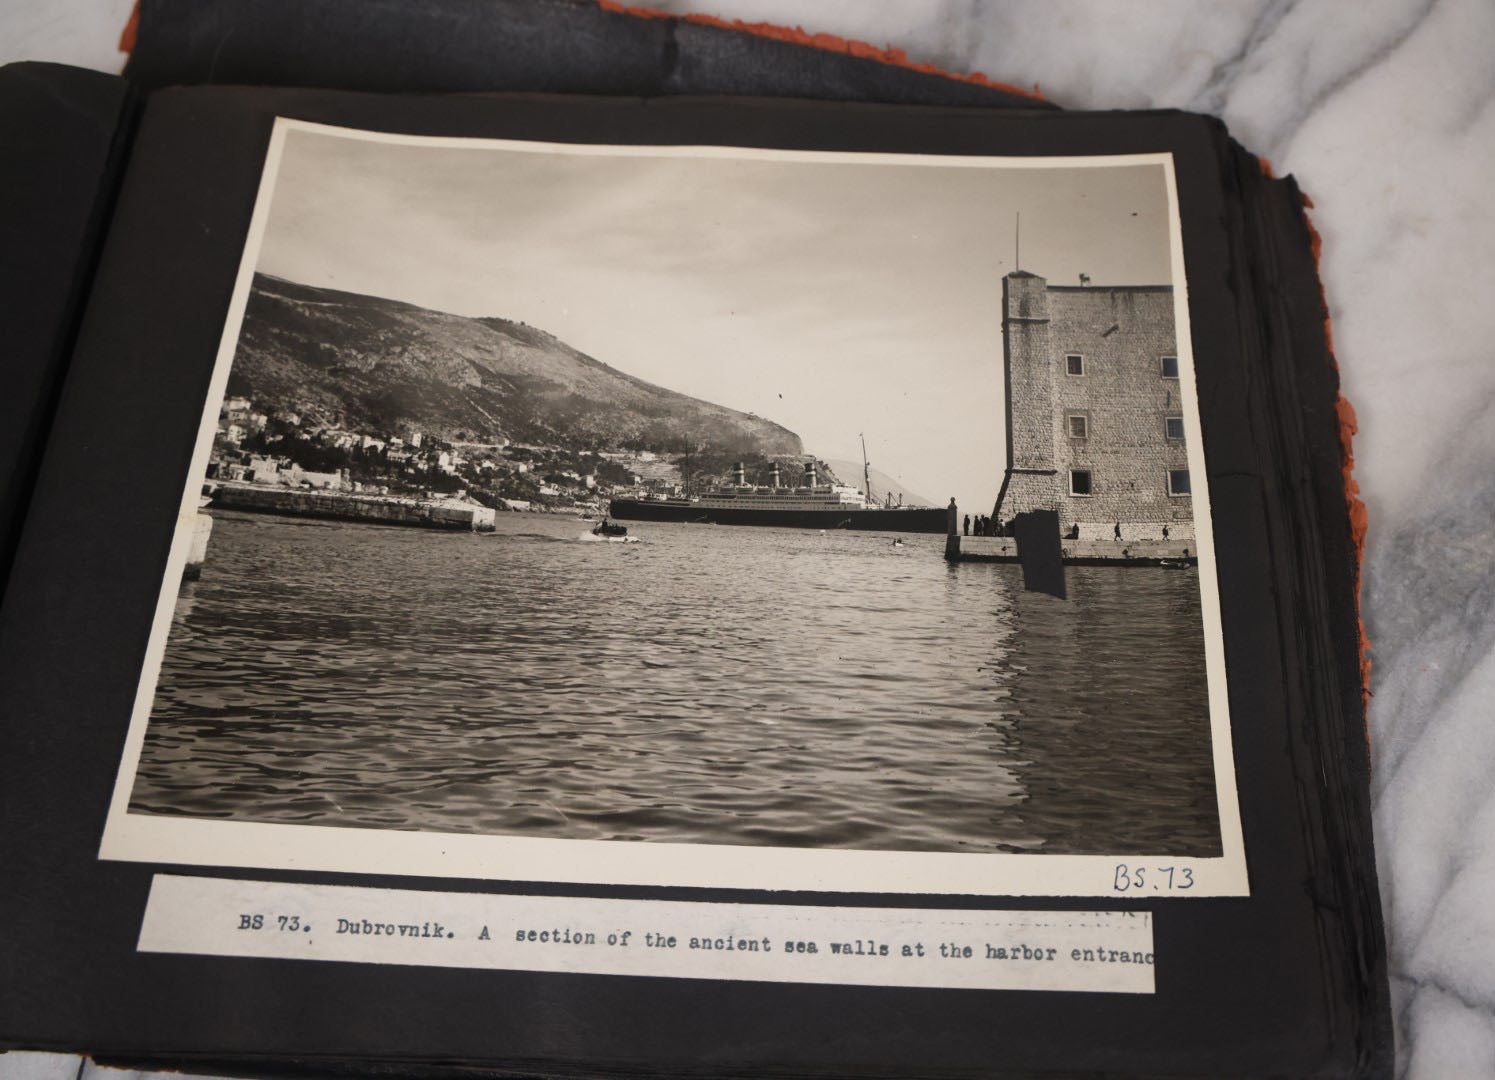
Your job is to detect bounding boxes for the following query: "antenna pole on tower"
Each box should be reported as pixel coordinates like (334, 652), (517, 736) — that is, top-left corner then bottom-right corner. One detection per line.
(1015, 211), (1021, 271)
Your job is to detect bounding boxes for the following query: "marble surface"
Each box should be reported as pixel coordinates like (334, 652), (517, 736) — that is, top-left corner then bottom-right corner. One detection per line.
(4, 1), (1493, 1077)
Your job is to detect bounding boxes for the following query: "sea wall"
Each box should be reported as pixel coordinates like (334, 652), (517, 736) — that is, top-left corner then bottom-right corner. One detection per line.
(949, 535), (1197, 566)
(1075, 521), (1195, 542)
(211, 483), (496, 532)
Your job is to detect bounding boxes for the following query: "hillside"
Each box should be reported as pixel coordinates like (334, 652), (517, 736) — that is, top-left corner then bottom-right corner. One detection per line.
(822, 460), (935, 508)
(226, 274), (803, 456)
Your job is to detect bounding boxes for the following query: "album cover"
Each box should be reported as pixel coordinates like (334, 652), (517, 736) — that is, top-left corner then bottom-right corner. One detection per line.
(0, 82), (1388, 1077)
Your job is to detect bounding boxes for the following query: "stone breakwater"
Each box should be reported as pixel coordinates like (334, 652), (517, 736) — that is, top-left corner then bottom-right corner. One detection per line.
(210, 482), (496, 532)
(949, 535), (1198, 566)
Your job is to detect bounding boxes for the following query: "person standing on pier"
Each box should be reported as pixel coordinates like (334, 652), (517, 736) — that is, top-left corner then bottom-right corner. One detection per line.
(963, 514), (970, 536)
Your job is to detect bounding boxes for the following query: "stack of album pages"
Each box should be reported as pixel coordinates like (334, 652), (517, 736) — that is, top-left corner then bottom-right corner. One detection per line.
(0, 1), (1389, 1077)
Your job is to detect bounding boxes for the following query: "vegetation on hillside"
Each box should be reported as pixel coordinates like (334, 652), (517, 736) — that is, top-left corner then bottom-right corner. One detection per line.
(228, 274), (804, 459)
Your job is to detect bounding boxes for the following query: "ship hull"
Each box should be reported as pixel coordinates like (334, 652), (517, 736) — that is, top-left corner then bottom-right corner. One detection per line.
(608, 498), (947, 533)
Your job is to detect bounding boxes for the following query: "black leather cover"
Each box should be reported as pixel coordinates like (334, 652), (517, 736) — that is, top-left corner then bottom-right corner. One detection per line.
(124, 0), (1050, 109)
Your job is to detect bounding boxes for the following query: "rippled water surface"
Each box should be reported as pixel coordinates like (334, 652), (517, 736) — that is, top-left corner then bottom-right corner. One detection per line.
(131, 511), (1222, 855)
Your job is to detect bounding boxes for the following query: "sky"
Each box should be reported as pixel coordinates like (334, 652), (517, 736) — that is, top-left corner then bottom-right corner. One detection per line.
(254, 125), (1175, 516)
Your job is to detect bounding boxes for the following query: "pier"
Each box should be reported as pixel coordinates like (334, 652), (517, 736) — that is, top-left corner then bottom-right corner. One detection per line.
(944, 534), (1197, 567)
(210, 482), (496, 532)
(942, 502), (1197, 566)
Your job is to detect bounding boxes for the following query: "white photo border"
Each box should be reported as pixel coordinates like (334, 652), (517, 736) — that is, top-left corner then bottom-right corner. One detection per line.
(99, 119), (1247, 898)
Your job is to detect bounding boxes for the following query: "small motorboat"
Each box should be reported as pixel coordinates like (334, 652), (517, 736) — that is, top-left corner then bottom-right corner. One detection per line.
(592, 521), (628, 538)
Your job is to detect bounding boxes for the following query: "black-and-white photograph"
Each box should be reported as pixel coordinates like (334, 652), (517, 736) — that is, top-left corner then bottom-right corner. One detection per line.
(103, 122), (1245, 895)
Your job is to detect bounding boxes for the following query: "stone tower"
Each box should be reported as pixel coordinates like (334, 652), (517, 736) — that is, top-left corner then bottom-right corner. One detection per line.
(993, 271), (1060, 521)
(993, 270), (1189, 536)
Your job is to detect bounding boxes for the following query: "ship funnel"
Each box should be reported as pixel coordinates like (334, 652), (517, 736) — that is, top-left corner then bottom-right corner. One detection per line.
(802, 462), (817, 488)
(731, 461), (746, 486)
(769, 462), (781, 488)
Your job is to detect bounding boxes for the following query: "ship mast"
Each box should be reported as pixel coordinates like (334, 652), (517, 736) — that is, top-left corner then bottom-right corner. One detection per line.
(860, 432), (873, 504)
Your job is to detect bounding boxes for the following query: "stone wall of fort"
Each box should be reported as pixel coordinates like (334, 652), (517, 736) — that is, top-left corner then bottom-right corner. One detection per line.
(997, 273), (1191, 534)
(996, 272), (1061, 522)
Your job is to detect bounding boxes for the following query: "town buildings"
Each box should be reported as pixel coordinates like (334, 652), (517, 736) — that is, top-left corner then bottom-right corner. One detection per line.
(207, 396), (629, 512)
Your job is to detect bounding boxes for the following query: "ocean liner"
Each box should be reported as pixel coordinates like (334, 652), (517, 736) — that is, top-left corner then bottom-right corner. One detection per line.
(608, 461), (948, 533)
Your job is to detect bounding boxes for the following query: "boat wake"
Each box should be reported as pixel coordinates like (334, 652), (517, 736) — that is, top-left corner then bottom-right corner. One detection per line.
(579, 533), (640, 544)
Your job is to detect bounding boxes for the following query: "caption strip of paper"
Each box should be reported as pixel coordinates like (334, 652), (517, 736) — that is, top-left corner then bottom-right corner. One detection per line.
(139, 874), (1156, 993)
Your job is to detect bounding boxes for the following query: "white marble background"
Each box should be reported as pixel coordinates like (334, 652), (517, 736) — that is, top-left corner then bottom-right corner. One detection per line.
(3, 1), (1492, 1077)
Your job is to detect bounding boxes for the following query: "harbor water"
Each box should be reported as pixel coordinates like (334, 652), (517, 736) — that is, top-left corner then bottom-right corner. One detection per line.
(130, 510), (1223, 856)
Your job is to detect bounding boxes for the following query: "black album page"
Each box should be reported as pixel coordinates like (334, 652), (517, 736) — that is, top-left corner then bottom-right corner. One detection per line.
(0, 85), (1388, 1078)
(0, 63), (133, 591)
